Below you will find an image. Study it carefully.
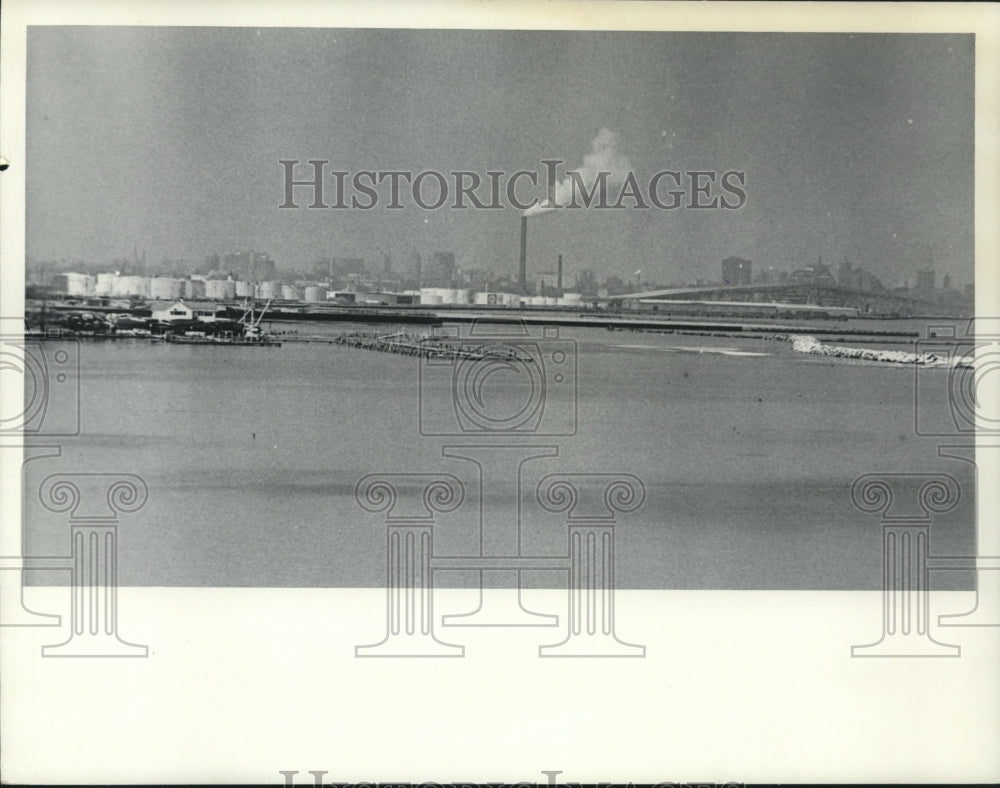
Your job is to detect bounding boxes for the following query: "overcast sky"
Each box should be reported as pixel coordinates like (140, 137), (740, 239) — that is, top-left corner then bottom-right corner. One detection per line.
(26, 27), (974, 287)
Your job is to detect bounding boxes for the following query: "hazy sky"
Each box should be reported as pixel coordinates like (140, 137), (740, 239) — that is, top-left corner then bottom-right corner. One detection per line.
(26, 27), (974, 286)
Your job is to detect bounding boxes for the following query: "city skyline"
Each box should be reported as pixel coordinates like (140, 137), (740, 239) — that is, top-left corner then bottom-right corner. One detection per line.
(26, 28), (974, 288)
(36, 244), (966, 301)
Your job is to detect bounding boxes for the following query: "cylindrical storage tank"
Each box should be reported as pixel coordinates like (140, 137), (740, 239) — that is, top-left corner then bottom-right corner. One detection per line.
(70, 274), (87, 296)
(150, 278), (183, 300)
(205, 279), (236, 300)
(118, 276), (150, 297)
(527, 296), (544, 306)
(420, 287), (449, 303)
(95, 273), (116, 296)
(543, 297), (557, 306)
(561, 292), (582, 305)
(184, 279), (206, 299)
(440, 288), (466, 305)
(281, 285), (302, 301)
(63, 273), (96, 296)
(235, 280), (254, 297)
(148, 278), (168, 300)
(258, 281), (282, 300)
(303, 286), (326, 302)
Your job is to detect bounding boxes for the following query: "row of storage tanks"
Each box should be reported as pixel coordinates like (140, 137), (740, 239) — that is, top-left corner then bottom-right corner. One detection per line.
(418, 288), (583, 307)
(54, 273), (584, 307)
(56, 273), (313, 302)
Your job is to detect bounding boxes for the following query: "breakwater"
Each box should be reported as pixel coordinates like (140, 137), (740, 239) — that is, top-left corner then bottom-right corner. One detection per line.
(332, 331), (535, 362)
(790, 335), (972, 366)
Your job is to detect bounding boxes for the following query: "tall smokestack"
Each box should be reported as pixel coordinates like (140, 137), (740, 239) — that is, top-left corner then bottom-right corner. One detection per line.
(519, 216), (528, 293)
(557, 254), (563, 292)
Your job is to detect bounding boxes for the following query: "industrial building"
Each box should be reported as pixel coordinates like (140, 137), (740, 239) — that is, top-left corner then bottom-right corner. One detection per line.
(149, 300), (222, 322)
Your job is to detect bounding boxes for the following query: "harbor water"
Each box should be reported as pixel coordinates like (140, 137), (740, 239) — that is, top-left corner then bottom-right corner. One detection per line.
(22, 319), (976, 589)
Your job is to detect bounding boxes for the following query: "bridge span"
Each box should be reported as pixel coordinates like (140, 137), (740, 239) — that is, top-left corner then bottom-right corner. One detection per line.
(615, 283), (962, 316)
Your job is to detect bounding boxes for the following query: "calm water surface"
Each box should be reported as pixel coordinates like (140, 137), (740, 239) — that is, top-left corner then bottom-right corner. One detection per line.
(24, 319), (975, 588)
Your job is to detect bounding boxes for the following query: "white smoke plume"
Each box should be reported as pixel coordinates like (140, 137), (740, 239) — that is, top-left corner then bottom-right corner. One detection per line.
(524, 127), (631, 217)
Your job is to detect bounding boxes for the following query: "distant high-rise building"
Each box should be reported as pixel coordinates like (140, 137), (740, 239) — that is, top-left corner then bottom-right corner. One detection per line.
(838, 259), (854, 288)
(536, 271), (576, 296)
(721, 257), (752, 286)
(602, 275), (627, 296)
(221, 250), (276, 281)
(789, 265), (836, 286)
(311, 257), (367, 281)
(576, 269), (598, 295)
(838, 260), (882, 291)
